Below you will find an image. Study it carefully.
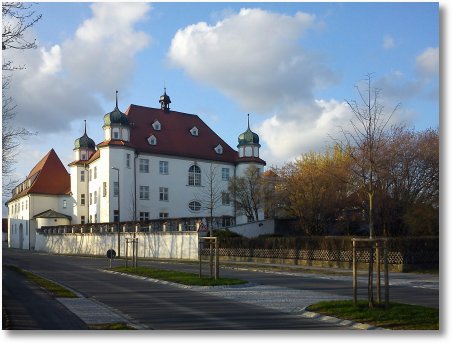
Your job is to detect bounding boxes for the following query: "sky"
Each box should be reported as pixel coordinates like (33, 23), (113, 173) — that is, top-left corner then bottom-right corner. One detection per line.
(2, 1), (440, 214)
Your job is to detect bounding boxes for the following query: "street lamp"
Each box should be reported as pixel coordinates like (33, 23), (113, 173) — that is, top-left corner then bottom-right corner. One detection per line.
(112, 167), (120, 257)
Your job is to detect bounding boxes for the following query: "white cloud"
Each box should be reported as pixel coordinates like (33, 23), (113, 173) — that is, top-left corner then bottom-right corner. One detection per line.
(383, 34), (395, 50)
(39, 45), (62, 74)
(3, 2), (151, 133)
(258, 99), (351, 165)
(168, 8), (342, 164)
(416, 47), (439, 77)
(168, 8), (336, 114)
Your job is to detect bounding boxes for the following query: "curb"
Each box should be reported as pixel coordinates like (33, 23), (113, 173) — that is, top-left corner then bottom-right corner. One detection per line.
(298, 309), (385, 330)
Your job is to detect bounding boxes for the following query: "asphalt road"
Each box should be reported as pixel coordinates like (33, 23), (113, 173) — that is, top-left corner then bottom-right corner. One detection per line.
(2, 265), (88, 329)
(2, 248), (439, 329)
(3, 249), (348, 330)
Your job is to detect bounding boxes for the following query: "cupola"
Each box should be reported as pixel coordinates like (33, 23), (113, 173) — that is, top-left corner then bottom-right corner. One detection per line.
(102, 91), (130, 142)
(73, 120), (96, 161)
(159, 87), (171, 112)
(237, 114), (261, 158)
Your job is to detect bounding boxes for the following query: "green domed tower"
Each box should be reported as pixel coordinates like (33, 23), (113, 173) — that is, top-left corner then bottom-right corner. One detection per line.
(73, 120), (96, 161)
(102, 91), (130, 142)
(237, 114), (261, 159)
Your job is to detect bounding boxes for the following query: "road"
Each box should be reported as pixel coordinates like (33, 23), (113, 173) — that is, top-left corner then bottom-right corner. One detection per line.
(2, 248), (439, 329)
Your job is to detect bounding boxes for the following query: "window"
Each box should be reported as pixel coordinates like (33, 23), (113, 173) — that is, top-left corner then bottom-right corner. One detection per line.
(159, 212), (169, 219)
(81, 216), (85, 225)
(140, 186), (149, 200)
(63, 199), (67, 208)
(113, 210), (119, 222)
(113, 182), (119, 197)
(222, 168), (230, 181)
(94, 191), (98, 204)
(21, 202), (24, 211)
(222, 192), (230, 205)
(139, 212), (149, 221)
(189, 201), (201, 212)
(80, 170), (85, 182)
(81, 152), (86, 160)
(188, 165), (201, 186)
(126, 154), (131, 168)
(94, 166), (97, 179)
(89, 193), (92, 205)
(147, 135), (157, 145)
(94, 214), (97, 223)
(103, 182), (107, 197)
(159, 187), (168, 201)
(89, 169), (92, 181)
(113, 130), (119, 139)
(152, 120), (161, 131)
(89, 215), (92, 223)
(159, 161), (168, 175)
(215, 144), (223, 154)
(81, 194), (86, 206)
(190, 126), (199, 136)
(26, 200), (28, 210)
(139, 158), (149, 173)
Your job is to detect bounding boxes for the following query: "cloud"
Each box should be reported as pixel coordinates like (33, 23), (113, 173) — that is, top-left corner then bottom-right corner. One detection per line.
(257, 99), (351, 165)
(383, 34), (395, 50)
(168, 8), (342, 164)
(168, 8), (336, 114)
(3, 2), (151, 133)
(416, 47), (439, 77)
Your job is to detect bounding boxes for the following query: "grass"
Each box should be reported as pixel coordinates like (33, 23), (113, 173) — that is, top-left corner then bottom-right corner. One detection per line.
(88, 323), (135, 330)
(306, 300), (439, 330)
(111, 266), (247, 286)
(6, 265), (77, 298)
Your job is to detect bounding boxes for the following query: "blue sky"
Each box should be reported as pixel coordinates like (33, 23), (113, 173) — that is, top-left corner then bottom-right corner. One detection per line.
(2, 1), (440, 213)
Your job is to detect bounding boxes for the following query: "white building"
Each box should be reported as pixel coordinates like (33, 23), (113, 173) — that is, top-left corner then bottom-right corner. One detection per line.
(6, 89), (266, 249)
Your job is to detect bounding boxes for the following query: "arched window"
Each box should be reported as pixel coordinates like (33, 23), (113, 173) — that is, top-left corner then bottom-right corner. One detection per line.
(188, 165), (201, 186)
(189, 200), (202, 212)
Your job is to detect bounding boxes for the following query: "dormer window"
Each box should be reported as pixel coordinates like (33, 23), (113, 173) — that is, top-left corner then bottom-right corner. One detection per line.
(152, 120), (161, 131)
(190, 126), (199, 136)
(148, 135), (157, 146)
(215, 144), (223, 155)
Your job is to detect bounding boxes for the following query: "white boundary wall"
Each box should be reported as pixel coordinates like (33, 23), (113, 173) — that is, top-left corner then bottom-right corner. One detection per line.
(35, 231), (199, 260)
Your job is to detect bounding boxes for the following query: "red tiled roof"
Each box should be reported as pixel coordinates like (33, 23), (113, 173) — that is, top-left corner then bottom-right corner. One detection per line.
(123, 105), (239, 163)
(68, 149), (100, 167)
(6, 149), (70, 203)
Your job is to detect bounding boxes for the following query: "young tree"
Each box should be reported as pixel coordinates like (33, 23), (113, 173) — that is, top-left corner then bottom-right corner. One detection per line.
(228, 165), (262, 222)
(340, 74), (400, 308)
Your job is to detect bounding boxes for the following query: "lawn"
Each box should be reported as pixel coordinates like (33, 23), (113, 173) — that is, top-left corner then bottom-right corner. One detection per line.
(306, 300), (439, 330)
(111, 266), (247, 286)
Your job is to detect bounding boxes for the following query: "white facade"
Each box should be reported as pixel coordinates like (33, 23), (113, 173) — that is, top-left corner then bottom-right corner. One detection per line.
(8, 194), (73, 249)
(7, 94), (266, 250)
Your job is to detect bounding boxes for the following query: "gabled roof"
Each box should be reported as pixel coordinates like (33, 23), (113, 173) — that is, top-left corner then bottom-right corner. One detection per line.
(6, 149), (71, 204)
(123, 105), (239, 163)
(33, 209), (71, 220)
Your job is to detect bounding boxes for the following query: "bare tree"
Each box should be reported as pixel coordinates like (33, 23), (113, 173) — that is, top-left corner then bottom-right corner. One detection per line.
(342, 74), (400, 239)
(2, 2), (41, 196)
(196, 163), (223, 236)
(340, 73), (400, 309)
(229, 165), (262, 222)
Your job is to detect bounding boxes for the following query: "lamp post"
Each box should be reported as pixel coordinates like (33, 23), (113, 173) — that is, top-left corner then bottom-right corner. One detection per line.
(112, 167), (120, 257)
